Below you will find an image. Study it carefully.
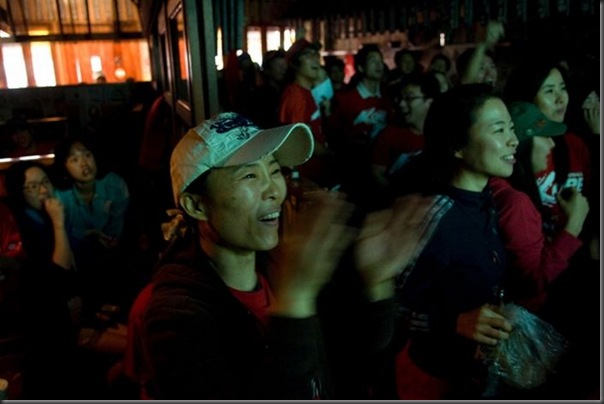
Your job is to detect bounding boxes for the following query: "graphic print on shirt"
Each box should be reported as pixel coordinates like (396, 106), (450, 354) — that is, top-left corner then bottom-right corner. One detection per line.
(537, 171), (584, 208)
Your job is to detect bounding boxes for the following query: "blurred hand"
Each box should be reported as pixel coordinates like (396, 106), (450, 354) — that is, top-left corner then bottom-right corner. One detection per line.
(582, 91), (600, 135)
(269, 190), (356, 316)
(456, 303), (512, 345)
(354, 194), (438, 301)
(485, 20), (504, 47)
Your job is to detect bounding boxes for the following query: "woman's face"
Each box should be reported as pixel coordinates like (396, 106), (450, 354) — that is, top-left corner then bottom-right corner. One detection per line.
(65, 142), (97, 183)
(534, 68), (568, 123)
(531, 136), (555, 173)
(23, 166), (54, 210)
(454, 98), (518, 191)
(200, 154), (287, 252)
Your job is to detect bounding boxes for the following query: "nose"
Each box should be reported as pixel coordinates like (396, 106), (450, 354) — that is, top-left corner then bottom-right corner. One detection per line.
(509, 130), (519, 148)
(547, 137), (556, 149)
(262, 176), (281, 201)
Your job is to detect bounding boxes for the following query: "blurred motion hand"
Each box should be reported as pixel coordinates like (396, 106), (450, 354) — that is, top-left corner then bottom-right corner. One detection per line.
(270, 189), (356, 317)
(354, 194), (437, 301)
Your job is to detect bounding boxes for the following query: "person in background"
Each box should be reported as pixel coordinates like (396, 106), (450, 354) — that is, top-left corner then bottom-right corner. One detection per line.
(279, 38), (335, 187)
(428, 53), (451, 76)
(249, 49), (288, 129)
(455, 20), (504, 89)
(4, 117), (56, 158)
(4, 161), (79, 398)
(329, 44), (392, 208)
(503, 57), (598, 400)
(386, 49), (423, 90)
(53, 136), (130, 314)
(490, 102), (588, 312)
(387, 84), (517, 399)
(139, 112), (436, 399)
(370, 72), (440, 195)
(324, 56), (346, 92)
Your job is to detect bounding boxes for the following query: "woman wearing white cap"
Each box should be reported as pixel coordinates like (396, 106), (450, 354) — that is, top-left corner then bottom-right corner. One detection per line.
(138, 112), (436, 399)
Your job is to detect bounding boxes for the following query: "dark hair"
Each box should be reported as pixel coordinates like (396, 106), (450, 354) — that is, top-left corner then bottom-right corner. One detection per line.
(430, 53), (451, 73)
(394, 49), (418, 67)
(324, 56), (345, 72)
(503, 60), (571, 186)
(401, 72), (441, 101)
(503, 59), (567, 104)
(354, 44), (382, 73)
(52, 135), (106, 189)
(261, 49), (286, 72)
(505, 139), (544, 215)
(5, 161), (49, 209)
(455, 47), (496, 79)
(389, 83), (499, 196)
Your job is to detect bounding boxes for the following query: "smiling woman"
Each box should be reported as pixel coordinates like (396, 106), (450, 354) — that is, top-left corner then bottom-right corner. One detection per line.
(384, 84), (521, 399)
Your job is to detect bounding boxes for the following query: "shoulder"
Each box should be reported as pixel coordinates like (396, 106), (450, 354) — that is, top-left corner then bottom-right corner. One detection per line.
(99, 172), (129, 194)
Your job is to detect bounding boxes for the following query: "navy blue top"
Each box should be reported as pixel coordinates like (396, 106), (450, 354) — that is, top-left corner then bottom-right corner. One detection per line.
(397, 185), (507, 381)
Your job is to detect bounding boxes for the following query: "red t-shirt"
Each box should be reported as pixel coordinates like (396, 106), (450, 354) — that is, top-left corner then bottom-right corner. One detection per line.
(371, 125), (424, 174)
(228, 273), (274, 332)
(534, 131), (591, 235)
(490, 177), (583, 312)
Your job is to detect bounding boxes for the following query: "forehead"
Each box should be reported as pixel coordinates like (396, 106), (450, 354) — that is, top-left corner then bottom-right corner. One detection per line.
(25, 166), (46, 181)
(474, 98), (508, 122)
(68, 142), (90, 155)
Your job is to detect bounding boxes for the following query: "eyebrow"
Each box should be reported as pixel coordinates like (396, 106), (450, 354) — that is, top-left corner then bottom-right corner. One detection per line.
(235, 157), (279, 170)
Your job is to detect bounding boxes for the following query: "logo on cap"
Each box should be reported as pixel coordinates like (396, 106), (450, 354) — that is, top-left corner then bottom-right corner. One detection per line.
(210, 114), (256, 140)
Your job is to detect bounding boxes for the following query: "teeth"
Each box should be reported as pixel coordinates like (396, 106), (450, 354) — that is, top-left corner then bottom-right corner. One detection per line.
(259, 212), (280, 220)
(502, 155), (515, 161)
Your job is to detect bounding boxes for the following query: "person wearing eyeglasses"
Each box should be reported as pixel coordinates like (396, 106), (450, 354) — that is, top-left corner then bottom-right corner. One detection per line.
(370, 73), (441, 199)
(4, 161), (80, 398)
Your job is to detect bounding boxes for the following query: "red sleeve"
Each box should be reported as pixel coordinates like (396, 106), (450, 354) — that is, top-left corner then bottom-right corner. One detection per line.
(0, 203), (24, 259)
(492, 179), (583, 309)
(565, 131), (592, 194)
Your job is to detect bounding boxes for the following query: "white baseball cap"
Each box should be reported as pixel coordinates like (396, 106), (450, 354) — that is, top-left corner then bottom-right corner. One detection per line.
(170, 112), (314, 206)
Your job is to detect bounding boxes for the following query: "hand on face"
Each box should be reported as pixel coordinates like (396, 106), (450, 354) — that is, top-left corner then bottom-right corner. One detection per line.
(43, 197), (65, 228)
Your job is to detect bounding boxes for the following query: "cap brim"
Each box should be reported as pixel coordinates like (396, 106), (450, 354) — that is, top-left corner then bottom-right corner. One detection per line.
(540, 120), (567, 137)
(223, 123), (314, 168)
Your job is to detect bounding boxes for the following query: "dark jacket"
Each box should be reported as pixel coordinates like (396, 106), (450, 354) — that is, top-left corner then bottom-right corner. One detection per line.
(140, 234), (333, 399)
(398, 186), (507, 383)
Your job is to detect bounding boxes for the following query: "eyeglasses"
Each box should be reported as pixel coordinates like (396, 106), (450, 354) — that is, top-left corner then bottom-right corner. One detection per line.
(23, 177), (52, 194)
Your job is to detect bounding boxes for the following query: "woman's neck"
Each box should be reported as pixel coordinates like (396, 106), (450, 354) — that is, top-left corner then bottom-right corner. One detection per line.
(200, 238), (258, 291)
(451, 170), (489, 192)
(75, 180), (95, 203)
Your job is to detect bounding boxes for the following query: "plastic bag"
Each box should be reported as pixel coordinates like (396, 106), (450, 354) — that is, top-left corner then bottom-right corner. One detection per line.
(481, 303), (568, 391)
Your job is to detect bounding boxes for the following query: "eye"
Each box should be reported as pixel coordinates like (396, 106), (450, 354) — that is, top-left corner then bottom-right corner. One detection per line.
(242, 173), (256, 180)
(271, 167), (282, 176)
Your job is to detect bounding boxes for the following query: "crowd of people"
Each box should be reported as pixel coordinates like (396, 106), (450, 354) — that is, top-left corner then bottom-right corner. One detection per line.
(0, 19), (599, 400)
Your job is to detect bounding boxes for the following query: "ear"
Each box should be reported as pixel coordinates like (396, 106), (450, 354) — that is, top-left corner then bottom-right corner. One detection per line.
(454, 148), (464, 159)
(179, 192), (208, 221)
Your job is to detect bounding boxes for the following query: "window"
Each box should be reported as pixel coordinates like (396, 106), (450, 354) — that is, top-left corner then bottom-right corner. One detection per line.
(31, 42), (57, 87)
(2, 44), (27, 88)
